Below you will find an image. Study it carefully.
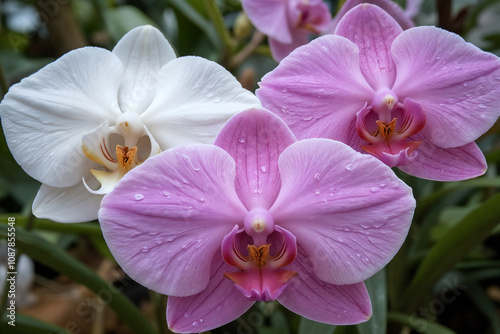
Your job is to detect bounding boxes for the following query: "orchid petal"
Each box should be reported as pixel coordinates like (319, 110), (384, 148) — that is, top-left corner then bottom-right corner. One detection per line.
(167, 255), (254, 333)
(241, 0), (292, 44)
(398, 139), (487, 181)
(214, 109), (296, 210)
(112, 25), (176, 114)
(392, 26), (500, 148)
(335, 4), (403, 90)
(269, 31), (309, 62)
(0, 47), (122, 187)
(270, 139), (415, 285)
(33, 182), (103, 223)
(141, 56), (260, 149)
(329, 0), (413, 34)
(257, 35), (373, 142)
(278, 247), (371, 324)
(99, 145), (247, 296)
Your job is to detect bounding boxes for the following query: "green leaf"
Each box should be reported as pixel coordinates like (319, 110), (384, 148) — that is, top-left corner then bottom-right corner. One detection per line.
(0, 214), (102, 236)
(401, 192), (500, 312)
(0, 225), (156, 334)
(169, 0), (221, 50)
(298, 317), (336, 334)
(357, 269), (387, 334)
(1, 313), (67, 334)
(104, 5), (158, 43)
(387, 312), (456, 334)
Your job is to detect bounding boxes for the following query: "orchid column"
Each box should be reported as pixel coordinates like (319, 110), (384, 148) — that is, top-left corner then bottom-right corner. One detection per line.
(99, 108), (415, 333)
(0, 25), (260, 223)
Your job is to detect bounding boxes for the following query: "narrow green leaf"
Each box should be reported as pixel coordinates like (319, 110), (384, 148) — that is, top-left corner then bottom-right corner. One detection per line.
(401, 192), (500, 312)
(0, 214), (102, 236)
(357, 269), (387, 334)
(0, 225), (156, 334)
(104, 5), (158, 42)
(298, 317), (336, 334)
(1, 313), (67, 334)
(388, 312), (456, 334)
(169, 0), (221, 49)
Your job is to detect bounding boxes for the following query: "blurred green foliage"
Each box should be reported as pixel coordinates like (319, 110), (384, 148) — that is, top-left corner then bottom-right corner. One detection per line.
(0, 0), (499, 333)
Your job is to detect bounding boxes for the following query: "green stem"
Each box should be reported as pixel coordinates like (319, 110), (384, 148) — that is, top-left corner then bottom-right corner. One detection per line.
(0, 214), (102, 236)
(203, 0), (234, 56)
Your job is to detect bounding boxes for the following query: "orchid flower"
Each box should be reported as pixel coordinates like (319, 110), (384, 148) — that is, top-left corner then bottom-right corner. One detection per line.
(98, 108), (415, 332)
(241, 0), (331, 62)
(0, 25), (260, 223)
(257, 4), (500, 181)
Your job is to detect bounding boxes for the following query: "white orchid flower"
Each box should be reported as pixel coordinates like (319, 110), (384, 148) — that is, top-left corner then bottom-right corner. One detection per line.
(0, 25), (260, 223)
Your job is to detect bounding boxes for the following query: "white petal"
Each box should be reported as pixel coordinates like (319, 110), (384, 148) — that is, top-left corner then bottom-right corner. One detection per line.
(141, 56), (261, 149)
(113, 25), (177, 114)
(0, 47), (123, 187)
(33, 182), (103, 223)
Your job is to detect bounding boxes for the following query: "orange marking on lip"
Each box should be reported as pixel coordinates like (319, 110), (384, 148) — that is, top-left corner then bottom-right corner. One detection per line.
(116, 145), (138, 174)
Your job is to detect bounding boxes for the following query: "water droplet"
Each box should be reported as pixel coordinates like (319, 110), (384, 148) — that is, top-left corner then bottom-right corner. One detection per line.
(182, 244), (188, 249)
(315, 189), (321, 195)
(301, 116), (313, 121)
(192, 321), (198, 327)
(321, 46), (328, 52)
(436, 56), (441, 60)
(166, 236), (175, 242)
(314, 173), (320, 180)
(181, 178), (189, 185)
(199, 318), (204, 323)
(239, 137), (246, 144)
(463, 82), (468, 87)
(163, 191), (171, 198)
(345, 163), (353, 171)
(379, 183), (387, 188)
(282, 89), (287, 93)
(478, 104), (487, 109)
(260, 166), (267, 173)
(11, 140), (17, 144)
(134, 193), (144, 201)
(213, 97), (221, 103)
(480, 113), (487, 119)
(184, 312), (190, 318)
(182, 154), (200, 171)
(141, 246), (149, 253)
(149, 231), (158, 236)
(199, 198), (205, 203)
(49, 151), (55, 157)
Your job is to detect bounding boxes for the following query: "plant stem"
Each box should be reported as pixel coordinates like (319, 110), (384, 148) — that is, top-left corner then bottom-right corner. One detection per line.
(204, 0), (234, 56)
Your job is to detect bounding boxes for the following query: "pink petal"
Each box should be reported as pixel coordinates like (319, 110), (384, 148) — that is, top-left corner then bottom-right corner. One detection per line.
(269, 31), (309, 62)
(278, 247), (371, 325)
(335, 4), (403, 90)
(398, 139), (487, 181)
(257, 35), (373, 142)
(99, 145), (247, 296)
(214, 108), (296, 210)
(167, 254), (254, 333)
(241, 0), (292, 44)
(270, 139), (415, 285)
(329, 0), (413, 33)
(392, 26), (500, 148)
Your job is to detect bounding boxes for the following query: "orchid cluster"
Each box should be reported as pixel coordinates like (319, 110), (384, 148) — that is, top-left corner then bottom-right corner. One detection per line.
(1, 0), (500, 333)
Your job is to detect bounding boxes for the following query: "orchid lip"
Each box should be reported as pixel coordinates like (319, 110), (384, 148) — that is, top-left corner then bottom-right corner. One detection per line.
(82, 113), (161, 194)
(221, 225), (298, 301)
(356, 96), (426, 167)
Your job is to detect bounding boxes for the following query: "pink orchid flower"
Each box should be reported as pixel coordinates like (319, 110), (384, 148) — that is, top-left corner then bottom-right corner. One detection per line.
(241, 0), (332, 62)
(99, 108), (415, 332)
(257, 4), (500, 181)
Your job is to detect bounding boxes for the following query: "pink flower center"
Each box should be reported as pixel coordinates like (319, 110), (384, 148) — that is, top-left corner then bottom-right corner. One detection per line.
(221, 213), (297, 301)
(356, 89), (426, 167)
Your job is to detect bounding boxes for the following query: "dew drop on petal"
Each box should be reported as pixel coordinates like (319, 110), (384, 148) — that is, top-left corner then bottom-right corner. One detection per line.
(260, 166), (267, 173)
(192, 321), (198, 327)
(184, 312), (190, 318)
(141, 246), (149, 253)
(149, 231), (159, 236)
(49, 151), (55, 157)
(370, 187), (379, 193)
(199, 319), (203, 323)
(135, 194), (144, 201)
(155, 239), (163, 245)
(314, 173), (320, 180)
(301, 116), (313, 121)
(239, 137), (246, 144)
(315, 189), (320, 195)
(163, 191), (171, 198)
(463, 82), (468, 87)
(199, 198), (205, 203)
(345, 163), (353, 171)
